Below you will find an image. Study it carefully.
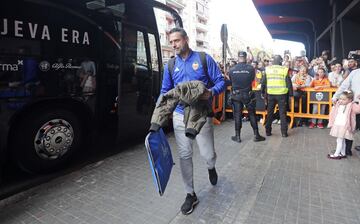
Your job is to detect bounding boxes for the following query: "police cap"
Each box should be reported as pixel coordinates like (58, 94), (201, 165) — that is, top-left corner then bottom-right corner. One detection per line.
(238, 51), (247, 58)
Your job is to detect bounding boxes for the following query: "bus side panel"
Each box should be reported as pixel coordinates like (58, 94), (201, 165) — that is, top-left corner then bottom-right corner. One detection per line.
(0, 1), (105, 171)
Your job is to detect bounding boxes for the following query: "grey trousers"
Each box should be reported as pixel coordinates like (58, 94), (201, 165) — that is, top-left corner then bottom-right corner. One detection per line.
(172, 112), (217, 194)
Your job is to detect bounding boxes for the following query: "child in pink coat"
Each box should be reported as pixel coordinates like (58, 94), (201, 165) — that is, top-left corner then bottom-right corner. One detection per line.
(327, 90), (360, 159)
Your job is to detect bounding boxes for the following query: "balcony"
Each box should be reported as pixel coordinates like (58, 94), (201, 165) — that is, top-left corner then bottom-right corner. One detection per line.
(196, 11), (209, 20)
(196, 40), (209, 50)
(195, 45), (209, 52)
(196, 22), (208, 32)
(165, 23), (175, 33)
(196, 33), (208, 42)
(166, 0), (186, 10)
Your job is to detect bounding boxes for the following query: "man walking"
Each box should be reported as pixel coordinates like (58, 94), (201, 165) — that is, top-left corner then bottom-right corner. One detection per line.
(161, 28), (225, 215)
(228, 51), (265, 143)
(261, 55), (293, 137)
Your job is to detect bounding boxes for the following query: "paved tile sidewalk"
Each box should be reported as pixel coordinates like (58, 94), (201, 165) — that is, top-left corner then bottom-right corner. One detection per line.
(1, 121), (360, 224)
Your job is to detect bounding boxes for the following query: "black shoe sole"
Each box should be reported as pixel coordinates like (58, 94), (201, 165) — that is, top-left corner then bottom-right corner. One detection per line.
(231, 137), (241, 143)
(254, 137), (266, 142)
(182, 199), (199, 215)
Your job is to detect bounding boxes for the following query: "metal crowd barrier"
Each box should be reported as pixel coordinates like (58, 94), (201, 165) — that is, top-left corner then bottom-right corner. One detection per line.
(287, 87), (337, 128)
(212, 86), (338, 127)
(212, 91), (224, 125)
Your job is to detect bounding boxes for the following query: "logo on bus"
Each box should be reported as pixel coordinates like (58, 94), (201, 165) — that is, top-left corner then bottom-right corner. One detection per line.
(39, 61), (51, 72)
(0, 60), (23, 72)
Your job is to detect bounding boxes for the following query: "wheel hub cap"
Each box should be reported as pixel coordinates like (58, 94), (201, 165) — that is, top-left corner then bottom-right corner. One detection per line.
(34, 119), (74, 160)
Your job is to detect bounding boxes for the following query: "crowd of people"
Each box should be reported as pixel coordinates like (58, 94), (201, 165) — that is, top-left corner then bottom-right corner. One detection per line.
(222, 48), (360, 160)
(221, 48), (360, 128)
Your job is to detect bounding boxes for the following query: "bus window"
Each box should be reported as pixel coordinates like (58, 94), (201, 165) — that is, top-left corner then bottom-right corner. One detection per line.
(148, 33), (161, 99)
(137, 31), (148, 67)
(148, 34), (159, 72)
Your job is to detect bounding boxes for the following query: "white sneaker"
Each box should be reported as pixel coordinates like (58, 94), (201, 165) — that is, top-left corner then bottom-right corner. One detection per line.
(277, 120), (281, 125)
(272, 119), (279, 124)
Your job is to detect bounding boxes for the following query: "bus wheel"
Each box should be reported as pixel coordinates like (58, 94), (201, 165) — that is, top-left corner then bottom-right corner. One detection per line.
(12, 109), (83, 173)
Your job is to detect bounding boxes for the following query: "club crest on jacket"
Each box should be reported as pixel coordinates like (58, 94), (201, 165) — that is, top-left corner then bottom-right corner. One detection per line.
(192, 61), (199, 71)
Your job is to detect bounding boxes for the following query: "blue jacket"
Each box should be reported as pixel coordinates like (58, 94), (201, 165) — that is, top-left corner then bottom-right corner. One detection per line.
(161, 51), (225, 114)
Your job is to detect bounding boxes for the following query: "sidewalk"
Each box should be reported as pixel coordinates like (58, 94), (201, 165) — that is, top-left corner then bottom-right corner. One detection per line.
(1, 121), (360, 224)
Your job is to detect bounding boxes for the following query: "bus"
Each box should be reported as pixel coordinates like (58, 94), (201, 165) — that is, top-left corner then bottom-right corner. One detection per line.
(0, 0), (182, 176)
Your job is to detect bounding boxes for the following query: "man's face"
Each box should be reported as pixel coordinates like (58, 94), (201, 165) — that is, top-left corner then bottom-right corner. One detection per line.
(322, 52), (328, 60)
(348, 59), (357, 69)
(169, 32), (189, 55)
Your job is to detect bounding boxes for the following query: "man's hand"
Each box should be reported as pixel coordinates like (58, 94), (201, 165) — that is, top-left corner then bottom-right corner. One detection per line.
(199, 89), (212, 100)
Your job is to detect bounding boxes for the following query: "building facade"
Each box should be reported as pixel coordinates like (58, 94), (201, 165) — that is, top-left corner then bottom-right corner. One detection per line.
(155, 0), (211, 61)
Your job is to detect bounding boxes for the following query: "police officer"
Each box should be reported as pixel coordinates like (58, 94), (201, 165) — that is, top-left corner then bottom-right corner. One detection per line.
(261, 55), (293, 137)
(229, 51), (266, 143)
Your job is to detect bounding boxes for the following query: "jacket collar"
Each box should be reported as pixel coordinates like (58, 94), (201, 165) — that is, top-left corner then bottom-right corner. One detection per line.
(176, 49), (193, 61)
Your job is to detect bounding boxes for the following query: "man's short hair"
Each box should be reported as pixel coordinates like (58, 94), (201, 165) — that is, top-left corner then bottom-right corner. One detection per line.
(169, 27), (188, 38)
(272, 55), (283, 65)
(348, 54), (360, 60)
(321, 50), (330, 56)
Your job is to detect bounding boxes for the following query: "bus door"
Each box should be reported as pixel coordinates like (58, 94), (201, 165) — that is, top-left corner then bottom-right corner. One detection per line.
(147, 32), (162, 106)
(117, 26), (154, 141)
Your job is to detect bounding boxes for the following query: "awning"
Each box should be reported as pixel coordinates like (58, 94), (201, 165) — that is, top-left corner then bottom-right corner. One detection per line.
(253, 0), (360, 59)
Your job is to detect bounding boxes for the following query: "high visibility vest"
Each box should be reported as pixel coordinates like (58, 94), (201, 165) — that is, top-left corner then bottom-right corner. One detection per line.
(265, 65), (289, 95)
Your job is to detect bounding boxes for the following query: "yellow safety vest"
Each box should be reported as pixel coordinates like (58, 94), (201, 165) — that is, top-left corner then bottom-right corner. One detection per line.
(265, 65), (289, 95)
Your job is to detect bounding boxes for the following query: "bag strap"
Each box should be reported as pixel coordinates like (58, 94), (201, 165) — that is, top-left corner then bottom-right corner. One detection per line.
(167, 57), (176, 87)
(199, 52), (208, 80)
(167, 52), (213, 87)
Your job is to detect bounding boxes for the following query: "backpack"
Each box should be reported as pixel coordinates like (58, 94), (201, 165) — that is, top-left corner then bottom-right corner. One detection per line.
(167, 51), (213, 87)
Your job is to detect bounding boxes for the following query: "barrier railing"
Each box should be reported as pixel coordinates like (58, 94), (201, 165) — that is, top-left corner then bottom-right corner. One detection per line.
(212, 91), (224, 125)
(213, 86), (338, 127)
(287, 87), (337, 128)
